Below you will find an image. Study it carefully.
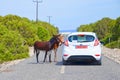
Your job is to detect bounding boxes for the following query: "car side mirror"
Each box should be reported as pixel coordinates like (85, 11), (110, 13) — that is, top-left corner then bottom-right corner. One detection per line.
(100, 41), (104, 45)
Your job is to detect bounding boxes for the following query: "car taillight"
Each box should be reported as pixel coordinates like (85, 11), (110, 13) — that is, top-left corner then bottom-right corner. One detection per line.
(95, 54), (100, 56)
(94, 39), (100, 46)
(64, 40), (69, 46)
(64, 54), (69, 56)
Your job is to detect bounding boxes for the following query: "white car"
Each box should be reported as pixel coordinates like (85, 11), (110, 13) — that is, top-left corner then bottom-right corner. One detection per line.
(62, 32), (102, 65)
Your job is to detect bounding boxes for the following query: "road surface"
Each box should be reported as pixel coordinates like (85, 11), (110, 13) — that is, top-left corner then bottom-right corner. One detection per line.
(0, 45), (120, 80)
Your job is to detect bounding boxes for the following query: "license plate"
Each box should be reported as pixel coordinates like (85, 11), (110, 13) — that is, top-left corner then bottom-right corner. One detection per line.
(75, 45), (88, 49)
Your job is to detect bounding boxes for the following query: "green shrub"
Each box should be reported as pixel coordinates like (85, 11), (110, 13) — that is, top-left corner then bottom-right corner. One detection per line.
(37, 27), (50, 41)
(17, 21), (39, 46)
(101, 34), (112, 45)
(106, 41), (120, 49)
(0, 27), (29, 63)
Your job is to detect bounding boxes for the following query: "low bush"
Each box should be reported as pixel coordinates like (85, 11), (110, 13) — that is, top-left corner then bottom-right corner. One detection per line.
(0, 27), (29, 63)
(105, 41), (120, 49)
(37, 27), (50, 41)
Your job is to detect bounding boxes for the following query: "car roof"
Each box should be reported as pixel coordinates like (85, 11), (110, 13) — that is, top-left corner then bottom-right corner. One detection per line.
(68, 32), (96, 36)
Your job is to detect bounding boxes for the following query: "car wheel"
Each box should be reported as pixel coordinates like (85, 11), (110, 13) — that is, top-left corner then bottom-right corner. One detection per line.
(95, 60), (102, 65)
(62, 59), (67, 65)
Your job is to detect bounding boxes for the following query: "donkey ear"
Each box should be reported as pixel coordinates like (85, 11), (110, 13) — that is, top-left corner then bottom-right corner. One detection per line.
(53, 34), (55, 37)
(58, 34), (61, 36)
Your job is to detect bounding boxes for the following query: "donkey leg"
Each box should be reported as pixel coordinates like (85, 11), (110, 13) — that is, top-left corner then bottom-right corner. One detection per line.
(43, 51), (47, 62)
(54, 49), (57, 62)
(36, 50), (39, 63)
(49, 53), (52, 63)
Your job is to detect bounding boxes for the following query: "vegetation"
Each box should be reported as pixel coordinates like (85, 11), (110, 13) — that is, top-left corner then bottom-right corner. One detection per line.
(77, 17), (120, 49)
(0, 14), (59, 63)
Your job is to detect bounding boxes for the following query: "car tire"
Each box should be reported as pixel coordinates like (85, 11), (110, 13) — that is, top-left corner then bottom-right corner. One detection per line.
(63, 59), (67, 65)
(95, 60), (102, 65)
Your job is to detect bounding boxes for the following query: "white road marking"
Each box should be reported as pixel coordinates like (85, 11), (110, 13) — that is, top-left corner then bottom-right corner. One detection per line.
(60, 66), (65, 74)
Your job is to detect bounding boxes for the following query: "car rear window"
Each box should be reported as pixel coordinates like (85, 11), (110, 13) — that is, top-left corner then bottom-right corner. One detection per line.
(68, 35), (95, 42)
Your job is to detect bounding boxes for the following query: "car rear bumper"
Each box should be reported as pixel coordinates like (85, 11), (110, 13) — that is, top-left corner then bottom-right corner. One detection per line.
(65, 55), (98, 62)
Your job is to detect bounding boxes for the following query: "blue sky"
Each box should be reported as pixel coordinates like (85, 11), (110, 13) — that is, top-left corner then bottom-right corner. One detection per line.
(0, 0), (120, 31)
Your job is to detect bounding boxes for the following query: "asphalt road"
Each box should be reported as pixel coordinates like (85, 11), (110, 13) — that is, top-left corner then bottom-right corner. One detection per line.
(0, 45), (120, 80)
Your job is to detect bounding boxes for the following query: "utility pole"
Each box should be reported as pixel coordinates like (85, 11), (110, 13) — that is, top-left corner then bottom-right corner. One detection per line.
(47, 16), (52, 24)
(33, 0), (43, 22)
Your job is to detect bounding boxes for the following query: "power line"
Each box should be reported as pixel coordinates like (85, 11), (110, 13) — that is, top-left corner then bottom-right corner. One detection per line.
(33, 0), (43, 22)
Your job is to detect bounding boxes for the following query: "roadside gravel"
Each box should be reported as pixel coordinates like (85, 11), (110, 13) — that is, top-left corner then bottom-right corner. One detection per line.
(102, 46), (120, 64)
